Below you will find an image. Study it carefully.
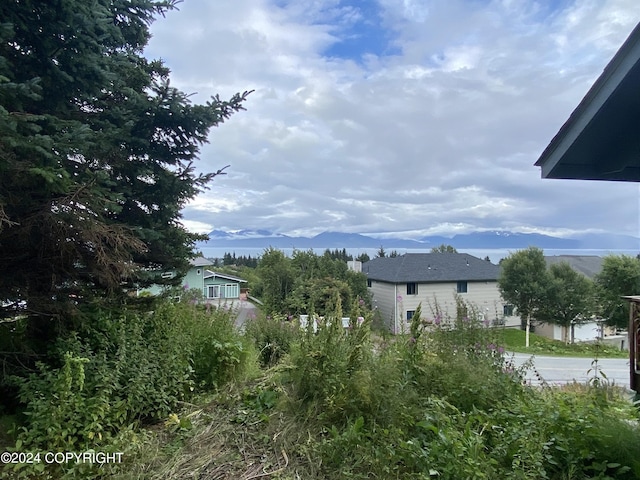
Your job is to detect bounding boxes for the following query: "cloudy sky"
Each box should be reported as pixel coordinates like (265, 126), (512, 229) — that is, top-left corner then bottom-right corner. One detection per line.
(145, 0), (640, 240)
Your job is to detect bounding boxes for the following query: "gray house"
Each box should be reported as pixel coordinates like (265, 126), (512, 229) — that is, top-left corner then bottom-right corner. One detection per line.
(363, 253), (517, 333)
(544, 255), (603, 279)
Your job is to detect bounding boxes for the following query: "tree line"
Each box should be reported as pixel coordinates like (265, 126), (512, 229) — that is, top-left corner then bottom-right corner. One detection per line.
(216, 248), (371, 267)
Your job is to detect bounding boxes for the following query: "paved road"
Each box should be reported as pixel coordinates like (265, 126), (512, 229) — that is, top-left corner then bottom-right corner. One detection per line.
(508, 352), (631, 389)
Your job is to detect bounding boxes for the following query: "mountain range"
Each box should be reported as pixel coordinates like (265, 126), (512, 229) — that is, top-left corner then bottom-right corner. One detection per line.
(197, 229), (640, 251)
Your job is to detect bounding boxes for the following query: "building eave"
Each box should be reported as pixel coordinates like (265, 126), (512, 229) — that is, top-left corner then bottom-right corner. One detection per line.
(535, 22), (640, 182)
(203, 270), (247, 283)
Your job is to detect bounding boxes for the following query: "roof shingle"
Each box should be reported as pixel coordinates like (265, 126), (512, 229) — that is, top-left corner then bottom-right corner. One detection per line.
(363, 253), (500, 283)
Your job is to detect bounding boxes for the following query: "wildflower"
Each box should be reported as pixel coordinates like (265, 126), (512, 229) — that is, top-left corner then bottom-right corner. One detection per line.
(498, 346), (505, 354)
(462, 316), (469, 323)
(397, 295), (403, 302)
(183, 283), (189, 290)
(357, 316), (364, 326)
(434, 314), (442, 325)
(487, 343), (496, 351)
(358, 298), (365, 306)
(483, 318), (491, 327)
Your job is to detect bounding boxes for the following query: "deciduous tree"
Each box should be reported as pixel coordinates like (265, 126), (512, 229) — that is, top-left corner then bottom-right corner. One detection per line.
(498, 247), (548, 347)
(257, 248), (295, 314)
(595, 255), (640, 329)
(537, 262), (596, 343)
(356, 252), (370, 263)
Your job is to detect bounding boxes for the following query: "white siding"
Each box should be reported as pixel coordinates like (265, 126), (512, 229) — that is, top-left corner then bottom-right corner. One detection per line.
(573, 322), (602, 342)
(369, 280), (514, 333)
(369, 281), (397, 331)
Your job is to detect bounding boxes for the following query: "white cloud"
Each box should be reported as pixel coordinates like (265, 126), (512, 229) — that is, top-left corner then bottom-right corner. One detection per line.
(146, 0), (640, 239)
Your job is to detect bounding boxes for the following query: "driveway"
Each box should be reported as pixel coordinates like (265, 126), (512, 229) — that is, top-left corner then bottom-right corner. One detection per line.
(234, 300), (258, 329)
(508, 352), (631, 389)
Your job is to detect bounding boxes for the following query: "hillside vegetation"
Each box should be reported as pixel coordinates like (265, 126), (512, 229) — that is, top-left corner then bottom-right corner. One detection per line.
(2, 299), (638, 479)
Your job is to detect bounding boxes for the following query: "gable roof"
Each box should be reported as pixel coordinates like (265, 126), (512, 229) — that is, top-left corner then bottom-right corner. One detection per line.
(190, 256), (214, 267)
(544, 255), (603, 279)
(203, 270), (247, 283)
(363, 253), (500, 283)
(535, 22), (640, 182)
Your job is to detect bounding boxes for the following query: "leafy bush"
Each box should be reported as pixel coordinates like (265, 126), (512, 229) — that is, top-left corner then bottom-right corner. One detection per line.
(280, 297), (640, 479)
(286, 310), (376, 426)
(74, 296), (638, 480)
(188, 305), (255, 389)
(245, 313), (300, 367)
(4, 300), (253, 478)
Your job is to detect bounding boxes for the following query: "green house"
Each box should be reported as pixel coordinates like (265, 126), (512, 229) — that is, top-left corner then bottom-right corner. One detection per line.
(140, 256), (247, 300)
(184, 256), (247, 300)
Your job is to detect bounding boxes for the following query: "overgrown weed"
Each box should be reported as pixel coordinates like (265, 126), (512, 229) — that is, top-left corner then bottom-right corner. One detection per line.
(4, 294), (639, 479)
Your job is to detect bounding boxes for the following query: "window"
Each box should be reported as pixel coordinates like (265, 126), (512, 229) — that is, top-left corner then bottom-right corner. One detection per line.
(406, 310), (415, 321)
(161, 272), (173, 279)
(207, 284), (240, 299)
(367, 279), (372, 287)
(407, 282), (417, 295)
(503, 304), (514, 316)
(456, 281), (468, 293)
(196, 269), (201, 275)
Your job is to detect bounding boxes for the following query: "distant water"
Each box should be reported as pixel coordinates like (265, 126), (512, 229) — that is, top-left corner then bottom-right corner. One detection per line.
(198, 247), (639, 264)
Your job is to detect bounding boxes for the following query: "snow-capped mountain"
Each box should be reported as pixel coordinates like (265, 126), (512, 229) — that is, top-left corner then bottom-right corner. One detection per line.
(197, 229), (640, 251)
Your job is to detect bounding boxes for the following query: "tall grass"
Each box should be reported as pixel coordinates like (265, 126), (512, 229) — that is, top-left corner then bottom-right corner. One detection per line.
(278, 298), (640, 479)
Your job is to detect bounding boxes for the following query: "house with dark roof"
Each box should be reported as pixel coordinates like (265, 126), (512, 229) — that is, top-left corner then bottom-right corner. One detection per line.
(544, 255), (603, 279)
(363, 253), (516, 333)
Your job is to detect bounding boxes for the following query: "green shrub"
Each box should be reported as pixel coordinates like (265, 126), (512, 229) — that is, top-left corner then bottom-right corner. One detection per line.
(188, 305), (254, 389)
(245, 313), (300, 367)
(286, 312), (376, 426)
(4, 300), (254, 478)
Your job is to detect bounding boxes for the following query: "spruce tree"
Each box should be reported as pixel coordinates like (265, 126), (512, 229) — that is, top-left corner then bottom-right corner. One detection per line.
(0, 1), (249, 326)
